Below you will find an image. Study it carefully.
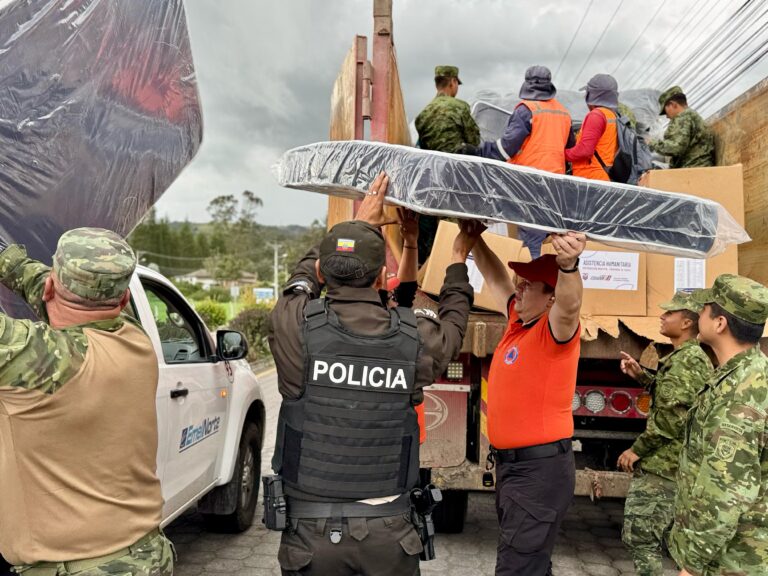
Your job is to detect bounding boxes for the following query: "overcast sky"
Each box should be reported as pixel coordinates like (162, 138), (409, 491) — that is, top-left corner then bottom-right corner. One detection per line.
(154, 0), (768, 226)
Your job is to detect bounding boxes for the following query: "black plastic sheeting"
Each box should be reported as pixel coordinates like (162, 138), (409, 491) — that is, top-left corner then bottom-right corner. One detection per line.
(0, 0), (202, 315)
(276, 140), (749, 258)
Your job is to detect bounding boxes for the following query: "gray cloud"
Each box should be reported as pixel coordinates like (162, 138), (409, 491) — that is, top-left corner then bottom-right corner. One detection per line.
(154, 0), (768, 225)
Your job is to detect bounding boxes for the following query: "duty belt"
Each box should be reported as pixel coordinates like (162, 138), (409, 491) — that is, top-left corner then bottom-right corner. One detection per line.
(15, 528), (161, 576)
(288, 494), (411, 519)
(492, 438), (572, 463)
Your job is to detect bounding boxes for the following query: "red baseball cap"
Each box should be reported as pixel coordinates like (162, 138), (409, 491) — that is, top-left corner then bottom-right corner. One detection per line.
(508, 254), (559, 289)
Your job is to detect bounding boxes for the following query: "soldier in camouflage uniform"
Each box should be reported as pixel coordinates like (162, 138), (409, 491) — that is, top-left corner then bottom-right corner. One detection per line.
(617, 291), (712, 576)
(669, 274), (768, 576)
(0, 228), (173, 576)
(650, 86), (715, 169)
(414, 65), (480, 264)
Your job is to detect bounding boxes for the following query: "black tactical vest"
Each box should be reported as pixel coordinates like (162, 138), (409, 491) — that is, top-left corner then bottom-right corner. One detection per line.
(273, 298), (421, 501)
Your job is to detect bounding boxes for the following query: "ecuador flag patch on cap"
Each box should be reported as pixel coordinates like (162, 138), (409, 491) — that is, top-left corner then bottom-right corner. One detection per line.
(336, 239), (356, 252)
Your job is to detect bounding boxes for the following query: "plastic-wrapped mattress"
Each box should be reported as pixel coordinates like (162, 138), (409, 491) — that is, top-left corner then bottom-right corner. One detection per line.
(0, 0), (202, 315)
(275, 140), (749, 258)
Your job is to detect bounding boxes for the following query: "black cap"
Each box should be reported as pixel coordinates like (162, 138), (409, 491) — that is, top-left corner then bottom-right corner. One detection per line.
(319, 221), (386, 280)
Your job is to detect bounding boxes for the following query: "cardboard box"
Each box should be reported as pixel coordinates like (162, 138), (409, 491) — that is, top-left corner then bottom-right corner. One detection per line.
(422, 222), (646, 316)
(641, 165), (744, 315)
(421, 222), (529, 314)
(543, 241), (647, 316)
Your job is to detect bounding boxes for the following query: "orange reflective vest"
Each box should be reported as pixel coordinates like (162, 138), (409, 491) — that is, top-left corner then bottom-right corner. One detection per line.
(571, 107), (618, 181)
(507, 99), (571, 174)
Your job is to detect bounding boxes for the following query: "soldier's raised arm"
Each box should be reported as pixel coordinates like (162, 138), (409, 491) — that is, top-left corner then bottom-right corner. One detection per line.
(0, 244), (51, 320)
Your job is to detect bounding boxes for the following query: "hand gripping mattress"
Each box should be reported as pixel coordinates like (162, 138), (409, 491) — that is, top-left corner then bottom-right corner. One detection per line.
(275, 140), (749, 258)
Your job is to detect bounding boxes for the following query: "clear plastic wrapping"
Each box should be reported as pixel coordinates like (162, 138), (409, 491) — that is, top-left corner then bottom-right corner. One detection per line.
(0, 0), (202, 316)
(0, 0), (202, 260)
(275, 140), (749, 258)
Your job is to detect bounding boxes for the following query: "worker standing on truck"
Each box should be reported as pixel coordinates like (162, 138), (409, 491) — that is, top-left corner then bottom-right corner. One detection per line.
(461, 225), (586, 576)
(0, 228), (172, 576)
(616, 291), (712, 576)
(457, 65), (573, 259)
(650, 86), (715, 168)
(268, 173), (476, 576)
(414, 65), (480, 266)
(565, 74), (621, 182)
(668, 275), (768, 576)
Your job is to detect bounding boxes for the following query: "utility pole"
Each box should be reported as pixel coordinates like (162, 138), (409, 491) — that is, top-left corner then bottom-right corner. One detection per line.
(269, 242), (280, 300)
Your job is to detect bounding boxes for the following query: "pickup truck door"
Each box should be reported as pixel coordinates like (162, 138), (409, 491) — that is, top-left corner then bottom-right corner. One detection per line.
(136, 276), (231, 517)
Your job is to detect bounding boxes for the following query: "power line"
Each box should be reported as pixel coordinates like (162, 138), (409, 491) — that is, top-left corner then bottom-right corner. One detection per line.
(685, 6), (768, 97)
(698, 44), (768, 112)
(634, 0), (724, 87)
(625, 0), (717, 87)
(612, 0), (670, 79)
(654, 0), (758, 89)
(554, 0), (596, 78)
(569, 0), (629, 89)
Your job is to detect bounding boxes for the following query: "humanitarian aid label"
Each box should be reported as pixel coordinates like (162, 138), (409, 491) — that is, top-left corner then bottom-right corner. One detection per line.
(580, 251), (639, 291)
(674, 258), (706, 292)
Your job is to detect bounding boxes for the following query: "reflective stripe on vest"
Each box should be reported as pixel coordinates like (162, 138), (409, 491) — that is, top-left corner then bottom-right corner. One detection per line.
(274, 298), (421, 501)
(508, 99), (571, 174)
(571, 107), (619, 182)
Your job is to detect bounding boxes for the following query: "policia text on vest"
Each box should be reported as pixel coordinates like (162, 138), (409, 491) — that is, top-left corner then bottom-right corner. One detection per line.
(310, 358), (409, 390)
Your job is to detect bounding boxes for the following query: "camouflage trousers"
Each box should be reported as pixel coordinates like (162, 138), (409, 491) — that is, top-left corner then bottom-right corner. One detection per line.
(622, 471), (676, 576)
(13, 529), (173, 576)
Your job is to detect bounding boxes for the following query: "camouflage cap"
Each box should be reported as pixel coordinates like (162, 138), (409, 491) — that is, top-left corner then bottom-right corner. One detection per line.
(435, 65), (462, 84)
(659, 290), (703, 313)
(319, 221), (385, 281)
(693, 273), (768, 324)
(658, 85), (685, 114)
(53, 227), (136, 301)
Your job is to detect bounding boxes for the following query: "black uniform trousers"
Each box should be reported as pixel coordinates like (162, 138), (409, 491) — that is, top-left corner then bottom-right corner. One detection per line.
(494, 443), (575, 576)
(278, 512), (422, 576)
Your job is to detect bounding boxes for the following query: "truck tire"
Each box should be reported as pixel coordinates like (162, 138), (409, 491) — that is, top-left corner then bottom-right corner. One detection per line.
(202, 421), (262, 533)
(433, 489), (468, 533)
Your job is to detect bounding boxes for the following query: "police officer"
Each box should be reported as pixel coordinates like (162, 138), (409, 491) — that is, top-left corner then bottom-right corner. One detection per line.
(268, 173), (475, 576)
(0, 228), (172, 575)
(669, 274), (768, 576)
(414, 65), (480, 264)
(617, 291), (713, 576)
(650, 86), (715, 169)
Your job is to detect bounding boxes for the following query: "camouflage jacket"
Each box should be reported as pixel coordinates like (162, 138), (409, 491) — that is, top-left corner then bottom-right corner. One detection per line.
(632, 339), (712, 480)
(650, 108), (715, 169)
(415, 94), (480, 152)
(0, 245), (128, 394)
(668, 346), (768, 576)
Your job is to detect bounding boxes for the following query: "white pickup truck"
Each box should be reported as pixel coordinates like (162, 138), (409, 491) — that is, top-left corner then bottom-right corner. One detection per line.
(128, 265), (266, 533)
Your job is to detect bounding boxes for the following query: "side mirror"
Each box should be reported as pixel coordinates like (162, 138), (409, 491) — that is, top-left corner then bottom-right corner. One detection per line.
(216, 330), (249, 361)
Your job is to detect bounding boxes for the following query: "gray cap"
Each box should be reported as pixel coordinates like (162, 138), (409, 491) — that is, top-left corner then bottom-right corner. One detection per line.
(580, 74), (619, 109)
(519, 65), (556, 101)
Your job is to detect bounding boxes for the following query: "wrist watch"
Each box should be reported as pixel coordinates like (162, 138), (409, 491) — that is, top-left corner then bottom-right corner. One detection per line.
(559, 258), (580, 273)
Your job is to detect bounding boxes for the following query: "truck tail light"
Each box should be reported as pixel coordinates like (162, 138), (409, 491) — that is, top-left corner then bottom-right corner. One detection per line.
(584, 390), (606, 414)
(609, 391), (631, 414)
(635, 392), (651, 415)
(445, 361), (463, 380)
(571, 392), (582, 412)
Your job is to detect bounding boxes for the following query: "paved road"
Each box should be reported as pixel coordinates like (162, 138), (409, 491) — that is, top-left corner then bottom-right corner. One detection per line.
(166, 369), (680, 576)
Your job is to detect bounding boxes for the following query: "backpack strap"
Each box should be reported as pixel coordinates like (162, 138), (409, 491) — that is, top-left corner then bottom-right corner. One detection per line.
(594, 150), (610, 175)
